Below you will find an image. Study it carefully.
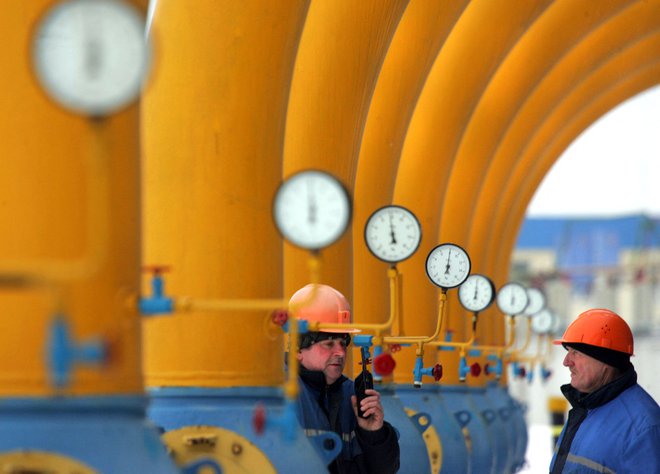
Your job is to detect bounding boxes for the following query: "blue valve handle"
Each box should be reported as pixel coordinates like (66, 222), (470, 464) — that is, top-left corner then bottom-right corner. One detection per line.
(48, 316), (106, 388)
(459, 356), (469, 382)
(139, 271), (174, 315)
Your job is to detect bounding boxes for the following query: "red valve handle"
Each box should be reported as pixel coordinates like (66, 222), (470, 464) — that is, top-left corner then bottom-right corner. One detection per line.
(271, 309), (288, 326)
(518, 366), (527, 378)
(373, 353), (396, 376)
(253, 403), (266, 435)
(142, 264), (172, 275)
(432, 363), (443, 381)
(470, 362), (482, 378)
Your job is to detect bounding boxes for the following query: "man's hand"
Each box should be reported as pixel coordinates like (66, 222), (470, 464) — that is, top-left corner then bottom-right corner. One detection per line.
(351, 389), (384, 431)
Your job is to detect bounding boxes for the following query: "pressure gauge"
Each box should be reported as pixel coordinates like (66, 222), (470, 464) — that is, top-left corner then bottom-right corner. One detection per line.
(273, 170), (352, 251)
(496, 282), (528, 315)
(364, 205), (421, 264)
(458, 274), (496, 313)
(425, 243), (471, 289)
(32, 0), (149, 116)
(531, 308), (555, 334)
(523, 287), (546, 317)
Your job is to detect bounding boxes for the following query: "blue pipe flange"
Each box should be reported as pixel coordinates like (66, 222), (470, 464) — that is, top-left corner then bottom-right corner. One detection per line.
(182, 458), (223, 474)
(306, 431), (343, 466)
(454, 410), (472, 429)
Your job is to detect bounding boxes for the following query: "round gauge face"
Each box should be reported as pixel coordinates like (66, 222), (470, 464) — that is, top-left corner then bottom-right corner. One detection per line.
(496, 282), (529, 315)
(424, 243), (471, 289)
(524, 287), (546, 316)
(458, 274), (495, 313)
(273, 170), (352, 250)
(32, 0), (149, 116)
(531, 308), (555, 334)
(364, 205), (422, 263)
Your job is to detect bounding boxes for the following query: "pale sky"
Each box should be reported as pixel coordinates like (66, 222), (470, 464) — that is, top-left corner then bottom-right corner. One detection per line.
(527, 85), (660, 218)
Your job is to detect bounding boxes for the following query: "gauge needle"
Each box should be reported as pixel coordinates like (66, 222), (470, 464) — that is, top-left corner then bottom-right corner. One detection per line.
(444, 250), (452, 274)
(473, 285), (478, 300)
(307, 179), (317, 224)
(389, 213), (397, 244)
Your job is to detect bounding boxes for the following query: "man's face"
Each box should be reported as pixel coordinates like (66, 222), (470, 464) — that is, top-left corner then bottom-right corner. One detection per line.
(563, 346), (617, 393)
(297, 337), (347, 385)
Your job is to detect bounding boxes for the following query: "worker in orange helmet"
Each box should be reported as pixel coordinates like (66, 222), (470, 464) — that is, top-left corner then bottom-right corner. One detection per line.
(289, 284), (400, 474)
(550, 308), (660, 473)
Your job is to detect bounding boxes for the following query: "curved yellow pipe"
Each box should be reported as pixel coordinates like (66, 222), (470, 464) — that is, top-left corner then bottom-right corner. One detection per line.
(489, 35), (660, 277)
(353, 0), (471, 330)
(0, 0), (148, 396)
(282, 1), (408, 309)
(141, 0), (310, 388)
(391, 0), (553, 383)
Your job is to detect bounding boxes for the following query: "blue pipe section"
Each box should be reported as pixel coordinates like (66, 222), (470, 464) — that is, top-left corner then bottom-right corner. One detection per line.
(469, 385), (514, 474)
(377, 384), (432, 473)
(487, 382), (528, 472)
(0, 396), (179, 473)
(147, 386), (332, 472)
(396, 384), (470, 473)
(441, 384), (497, 474)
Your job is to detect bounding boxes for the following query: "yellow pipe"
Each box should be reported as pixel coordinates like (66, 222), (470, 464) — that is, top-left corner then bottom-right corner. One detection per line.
(0, 122), (110, 284)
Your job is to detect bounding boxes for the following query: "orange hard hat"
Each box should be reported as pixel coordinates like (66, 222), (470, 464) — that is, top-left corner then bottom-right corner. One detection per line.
(289, 284), (360, 333)
(553, 308), (634, 355)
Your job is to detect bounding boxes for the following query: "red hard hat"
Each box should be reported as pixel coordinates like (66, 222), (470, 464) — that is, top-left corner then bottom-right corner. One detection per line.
(553, 308), (634, 355)
(289, 284), (360, 333)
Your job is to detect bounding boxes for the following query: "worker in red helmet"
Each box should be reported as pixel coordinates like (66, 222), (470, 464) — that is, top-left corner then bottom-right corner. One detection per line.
(289, 284), (400, 474)
(550, 308), (660, 473)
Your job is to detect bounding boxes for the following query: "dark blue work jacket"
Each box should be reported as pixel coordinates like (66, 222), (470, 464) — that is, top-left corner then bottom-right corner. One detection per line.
(295, 367), (400, 474)
(550, 367), (660, 473)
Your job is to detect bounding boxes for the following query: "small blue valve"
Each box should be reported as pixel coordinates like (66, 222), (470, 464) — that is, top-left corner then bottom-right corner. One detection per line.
(412, 356), (442, 388)
(139, 266), (174, 315)
(48, 316), (107, 389)
(459, 356), (469, 382)
(487, 354), (503, 379)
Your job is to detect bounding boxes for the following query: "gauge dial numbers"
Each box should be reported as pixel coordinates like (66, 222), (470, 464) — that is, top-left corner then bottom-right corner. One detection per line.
(531, 308), (555, 334)
(32, 0), (150, 116)
(273, 170), (352, 251)
(458, 274), (496, 313)
(364, 205), (422, 263)
(524, 287), (546, 317)
(425, 243), (471, 289)
(496, 282), (529, 315)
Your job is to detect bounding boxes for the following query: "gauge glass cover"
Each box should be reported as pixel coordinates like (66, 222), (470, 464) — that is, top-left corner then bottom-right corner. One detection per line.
(364, 205), (421, 263)
(33, 0), (149, 116)
(425, 243), (471, 289)
(524, 287), (546, 316)
(496, 282), (529, 315)
(273, 170), (351, 250)
(531, 308), (555, 334)
(458, 274), (495, 312)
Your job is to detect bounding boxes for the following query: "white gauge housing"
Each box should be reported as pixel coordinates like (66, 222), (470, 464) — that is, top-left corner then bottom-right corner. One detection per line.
(458, 274), (496, 313)
(424, 243), (471, 289)
(273, 170), (352, 251)
(364, 205), (421, 264)
(496, 282), (529, 315)
(531, 308), (555, 334)
(524, 287), (546, 317)
(32, 0), (149, 116)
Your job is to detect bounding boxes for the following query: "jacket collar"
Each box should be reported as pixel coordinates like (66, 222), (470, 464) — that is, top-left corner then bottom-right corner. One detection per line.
(561, 366), (637, 409)
(299, 365), (347, 392)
